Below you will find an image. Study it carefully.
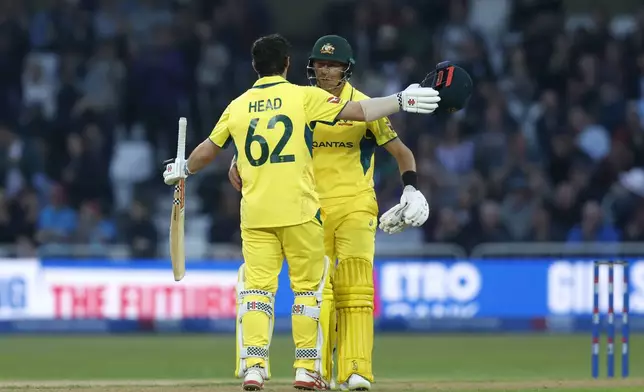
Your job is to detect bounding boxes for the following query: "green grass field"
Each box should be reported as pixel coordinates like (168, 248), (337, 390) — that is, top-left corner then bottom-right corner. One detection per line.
(0, 333), (642, 391)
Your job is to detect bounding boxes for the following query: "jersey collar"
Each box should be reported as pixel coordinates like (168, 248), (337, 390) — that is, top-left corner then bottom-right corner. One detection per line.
(253, 75), (289, 89)
(339, 82), (355, 101)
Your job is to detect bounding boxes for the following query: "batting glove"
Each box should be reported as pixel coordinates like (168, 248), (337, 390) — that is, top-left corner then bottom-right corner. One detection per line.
(378, 185), (430, 234)
(379, 203), (408, 234)
(400, 185), (430, 226)
(397, 83), (440, 114)
(162, 158), (190, 185)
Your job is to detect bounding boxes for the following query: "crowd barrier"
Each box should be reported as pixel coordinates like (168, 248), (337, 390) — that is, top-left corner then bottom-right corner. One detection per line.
(1, 258), (643, 334)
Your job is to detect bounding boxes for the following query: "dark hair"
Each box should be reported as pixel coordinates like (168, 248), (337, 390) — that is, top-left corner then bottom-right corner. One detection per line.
(251, 34), (291, 77)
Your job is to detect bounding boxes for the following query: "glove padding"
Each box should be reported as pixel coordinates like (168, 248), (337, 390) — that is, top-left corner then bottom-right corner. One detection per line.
(162, 158), (189, 185)
(397, 83), (440, 114)
(379, 203), (408, 234)
(379, 185), (430, 234)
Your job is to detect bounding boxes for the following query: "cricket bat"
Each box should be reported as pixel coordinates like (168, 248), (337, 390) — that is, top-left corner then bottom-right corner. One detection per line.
(169, 117), (187, 281)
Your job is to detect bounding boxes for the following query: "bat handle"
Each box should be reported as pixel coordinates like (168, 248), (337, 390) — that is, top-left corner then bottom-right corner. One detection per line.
(177, 117), (187, 160)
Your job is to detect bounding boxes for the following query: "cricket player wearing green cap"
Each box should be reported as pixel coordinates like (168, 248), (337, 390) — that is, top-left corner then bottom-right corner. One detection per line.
(307, 34), (431, 391)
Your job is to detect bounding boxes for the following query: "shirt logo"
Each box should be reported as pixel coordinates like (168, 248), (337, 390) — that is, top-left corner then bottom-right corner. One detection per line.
(312, 141), (354, 148)
(327, 96), (341, 104)
(320, 43), (335, 54)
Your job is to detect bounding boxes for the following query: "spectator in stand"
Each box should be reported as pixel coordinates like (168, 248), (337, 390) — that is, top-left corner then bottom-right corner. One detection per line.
(0, 0), (642, 258)
(73, 200), (116, 255)
(36, 185), (77, 246)
(125, 200), (158, 259)
(567, 200), (620, 243)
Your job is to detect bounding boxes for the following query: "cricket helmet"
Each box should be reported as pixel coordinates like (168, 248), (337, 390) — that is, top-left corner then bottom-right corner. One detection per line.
(421, 61), (473, 115)
(307, 35), (355, 86)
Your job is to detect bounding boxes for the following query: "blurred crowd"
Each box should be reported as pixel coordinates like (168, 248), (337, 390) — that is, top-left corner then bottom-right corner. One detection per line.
(1, 0), (644, 257)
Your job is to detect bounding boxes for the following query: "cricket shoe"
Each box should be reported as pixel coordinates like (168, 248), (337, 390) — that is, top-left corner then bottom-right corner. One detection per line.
(293, 368), (329, 390)
(338, 374), (371, 391)
(242, 365), (267, 391)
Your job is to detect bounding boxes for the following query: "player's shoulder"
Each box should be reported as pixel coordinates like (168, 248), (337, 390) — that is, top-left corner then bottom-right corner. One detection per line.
(299, 85), (325, 95)
(347, 84), (370, 102)
(228, 91), (251, 108)
(257, 83), (308, 99)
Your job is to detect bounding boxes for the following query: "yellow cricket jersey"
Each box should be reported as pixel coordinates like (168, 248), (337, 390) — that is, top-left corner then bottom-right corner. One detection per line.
(209, 76), (347, 229)
(312, 82), (398, 201)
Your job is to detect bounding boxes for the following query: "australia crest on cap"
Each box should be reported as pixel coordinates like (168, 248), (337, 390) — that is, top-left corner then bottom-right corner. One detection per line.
(320, 43), (335, 54)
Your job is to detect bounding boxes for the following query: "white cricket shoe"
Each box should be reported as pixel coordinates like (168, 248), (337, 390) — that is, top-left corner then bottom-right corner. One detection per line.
(242, 365), (266, 391)
(293, 368), (330, 390)
(338, 374), (371, 391)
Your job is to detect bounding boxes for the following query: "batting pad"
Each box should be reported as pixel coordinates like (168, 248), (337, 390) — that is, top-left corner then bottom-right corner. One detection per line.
(292, 256), (330, 379)
(321, 273), (336, 382)
(235, 265), (275, 379)
(334, 257), (374, 383)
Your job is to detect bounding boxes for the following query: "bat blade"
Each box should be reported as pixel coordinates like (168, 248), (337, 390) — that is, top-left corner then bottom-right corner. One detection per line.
(170, 179), (186, 281)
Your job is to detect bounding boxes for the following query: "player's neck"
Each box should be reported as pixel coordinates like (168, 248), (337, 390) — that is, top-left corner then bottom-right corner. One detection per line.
(325, 81), (346, 98)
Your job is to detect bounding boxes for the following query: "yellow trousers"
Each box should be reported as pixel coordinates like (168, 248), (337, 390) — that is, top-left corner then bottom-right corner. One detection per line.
(234, 216), (331, 380)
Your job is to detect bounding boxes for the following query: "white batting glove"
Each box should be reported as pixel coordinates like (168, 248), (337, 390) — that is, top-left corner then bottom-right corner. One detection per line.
(400, 185), (429, 226)
(397, 83), (440, 114)
(162, 158), (190, 185)
(378, 185), (430, 234)
(379, 203), (408, 234)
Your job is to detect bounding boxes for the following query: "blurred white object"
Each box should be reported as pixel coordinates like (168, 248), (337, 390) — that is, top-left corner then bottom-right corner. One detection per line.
(109, 140), (154, 210)
(619, 168), (644, 198)
(610, 15), (637, 38)
(576, 124), (611, 162)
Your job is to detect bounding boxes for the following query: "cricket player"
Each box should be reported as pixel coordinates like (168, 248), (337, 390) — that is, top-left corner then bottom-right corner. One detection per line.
(163, 33), (440, 391)
(229, 35), (430, 391)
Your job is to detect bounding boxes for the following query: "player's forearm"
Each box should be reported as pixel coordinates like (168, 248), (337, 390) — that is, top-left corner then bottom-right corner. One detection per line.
(359, 95), (400, 122)
(395, 148), (416, 174)
(186, 139), (220, 174)
(385, 139), (416, 173)
(339, 95), (400, 122)
(385, 139), (417, 187)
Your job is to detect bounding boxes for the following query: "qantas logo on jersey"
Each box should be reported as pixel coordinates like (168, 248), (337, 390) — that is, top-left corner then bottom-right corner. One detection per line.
(327, 96), (342, 104)
(312, 141), (354, 148)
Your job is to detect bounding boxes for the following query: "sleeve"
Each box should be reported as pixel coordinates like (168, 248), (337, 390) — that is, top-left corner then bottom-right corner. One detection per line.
(368, 116), (398, 146)
(302, 86), (348, 124)
(208, 105), (233, 148)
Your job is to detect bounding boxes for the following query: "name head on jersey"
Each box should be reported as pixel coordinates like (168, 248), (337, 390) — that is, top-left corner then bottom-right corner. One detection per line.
(252, 34), (292, 78)
(307, 35), (355, 89)
(421, 62), (473, 115)
(249, 98), (282, 113)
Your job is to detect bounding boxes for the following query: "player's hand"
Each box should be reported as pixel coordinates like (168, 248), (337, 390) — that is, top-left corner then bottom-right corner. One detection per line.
(397, 83), (440, 114)
(379, 203), (408, 234)
(400, 185), (430, 226)
(162, 158), (189, 185)
(228, 159), (242, 192)
(378, 185), (430, 234)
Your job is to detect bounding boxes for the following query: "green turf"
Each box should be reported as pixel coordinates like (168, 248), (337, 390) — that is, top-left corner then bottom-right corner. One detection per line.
(0, 333), (640, 383)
